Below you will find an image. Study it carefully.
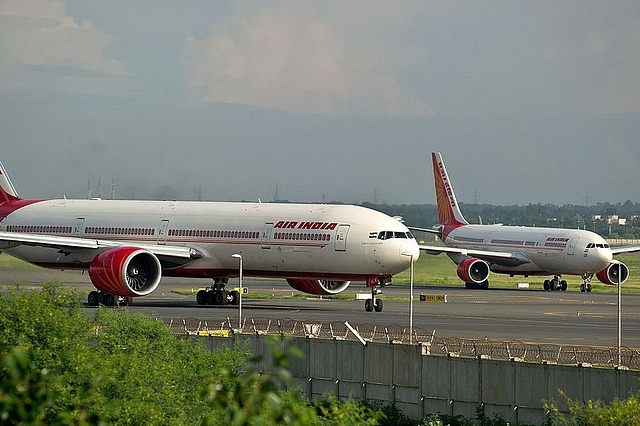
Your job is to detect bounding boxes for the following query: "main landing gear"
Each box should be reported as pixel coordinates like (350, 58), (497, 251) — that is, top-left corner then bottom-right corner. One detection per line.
(579, 273), (593, 293)
(87, 291), (131, 307)
(195, 278), (241, 306)
(364, 277), (391, 312)
(543, 275), (568, 291)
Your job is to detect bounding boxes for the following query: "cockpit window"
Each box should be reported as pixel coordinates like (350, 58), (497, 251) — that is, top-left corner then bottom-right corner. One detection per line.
(377, 231), (414, 240)
(586, 243), (594, 248)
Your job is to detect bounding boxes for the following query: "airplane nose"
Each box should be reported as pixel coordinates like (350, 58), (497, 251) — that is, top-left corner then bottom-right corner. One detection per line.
(400, 241), (420, 262)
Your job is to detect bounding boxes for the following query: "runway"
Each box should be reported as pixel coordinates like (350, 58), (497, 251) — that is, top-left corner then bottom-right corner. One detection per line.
(2, 268), (639, 348)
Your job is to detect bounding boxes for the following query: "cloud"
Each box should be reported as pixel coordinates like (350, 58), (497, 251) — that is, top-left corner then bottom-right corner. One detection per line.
(183, 6), (432, 116)
(0, 0), (127, 93)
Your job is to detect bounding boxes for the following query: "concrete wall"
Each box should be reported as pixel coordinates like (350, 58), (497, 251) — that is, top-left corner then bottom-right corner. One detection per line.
(200, 334), (640, 424)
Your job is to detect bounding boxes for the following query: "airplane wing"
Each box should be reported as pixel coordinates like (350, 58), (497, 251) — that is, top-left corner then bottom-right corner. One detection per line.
(408, 226), (442, 235)
(418, 244), (532, 266)
(611, 245), (640, 255)
(0, 231), (199, 259)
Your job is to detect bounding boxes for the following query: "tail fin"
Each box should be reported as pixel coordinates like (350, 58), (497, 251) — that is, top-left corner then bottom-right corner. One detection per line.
(431, 152), (468, 226)
(0, 161), (20, 203)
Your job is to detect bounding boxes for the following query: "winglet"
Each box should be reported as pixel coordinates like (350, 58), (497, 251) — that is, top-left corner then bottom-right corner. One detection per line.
(0, 161), (20, 203)
(432, 152), (468, 226)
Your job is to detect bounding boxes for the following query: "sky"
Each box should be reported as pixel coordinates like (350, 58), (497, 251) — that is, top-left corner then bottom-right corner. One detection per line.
(1, 0), (640, 207)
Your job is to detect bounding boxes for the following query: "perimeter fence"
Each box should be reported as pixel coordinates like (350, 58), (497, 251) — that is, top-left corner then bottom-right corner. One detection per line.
(165, 316), (640, 370)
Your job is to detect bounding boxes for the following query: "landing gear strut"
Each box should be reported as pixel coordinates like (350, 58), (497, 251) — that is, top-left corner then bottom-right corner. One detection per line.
(87, 291), (131, 307)
(579, 273), (593, 293)
(196, 278), (241, 306)
(364, 276), (390, 312)
(543, 275), (568, 291)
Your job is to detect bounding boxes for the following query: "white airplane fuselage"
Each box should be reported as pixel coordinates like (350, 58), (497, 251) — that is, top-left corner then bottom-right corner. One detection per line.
(0, 198), (419, 281)
(443, 224), (613, 276)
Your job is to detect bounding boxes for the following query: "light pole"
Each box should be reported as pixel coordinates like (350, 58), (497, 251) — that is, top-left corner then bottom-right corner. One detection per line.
(232, 253), (243, 329)
(617, 262), (621, 367)
(402, 252), (415, 344)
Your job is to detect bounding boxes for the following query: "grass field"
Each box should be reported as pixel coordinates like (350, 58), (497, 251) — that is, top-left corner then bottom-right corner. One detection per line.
(0, 253), (40, 270)
(2, 251), (640, 294)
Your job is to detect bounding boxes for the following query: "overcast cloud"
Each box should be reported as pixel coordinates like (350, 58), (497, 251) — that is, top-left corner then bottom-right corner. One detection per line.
(1, 0), (639, 206)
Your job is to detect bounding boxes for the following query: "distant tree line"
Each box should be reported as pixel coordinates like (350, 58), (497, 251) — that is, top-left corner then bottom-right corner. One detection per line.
(362, 201), (640, 239)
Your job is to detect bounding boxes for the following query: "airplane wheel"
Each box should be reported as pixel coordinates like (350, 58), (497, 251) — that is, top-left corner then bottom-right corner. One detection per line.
(561, 280), (567, 291)
(544, 280), (550, 291)
(104, 294), (116, 306)
(364, 299), (373, 312)
(479, 280), (489, 290)
(206, 291), (215, 305)
(118, 297), (130, 306)
(580, 284), (585, 292)
(465, 282), (474, 289)
(586, 284), (592, 293)
(230, 290), (240, 306)
(214, 291), (225, 305)
(87, 291), (99, 306)
(196, 290), (208, 305)
(374, 299), (383, 312)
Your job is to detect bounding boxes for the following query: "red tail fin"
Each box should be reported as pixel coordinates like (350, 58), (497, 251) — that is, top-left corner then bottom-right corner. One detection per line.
(432, 152), (468, 226)
(0, 161), (20, 203)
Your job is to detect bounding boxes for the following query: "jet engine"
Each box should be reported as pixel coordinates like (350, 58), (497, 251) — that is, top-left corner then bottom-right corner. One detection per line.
(286, 278), (350, 295)
(89, 247), (162, 297)
(456, 258), (490, 284)
(595, 261), (629, 285)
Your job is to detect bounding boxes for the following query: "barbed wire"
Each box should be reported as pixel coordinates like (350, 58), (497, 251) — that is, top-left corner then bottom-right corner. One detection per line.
(164, 316), (640, 370)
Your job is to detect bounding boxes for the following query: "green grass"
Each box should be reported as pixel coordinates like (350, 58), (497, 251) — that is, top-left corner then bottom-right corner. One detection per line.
(0, 253), (39, 270)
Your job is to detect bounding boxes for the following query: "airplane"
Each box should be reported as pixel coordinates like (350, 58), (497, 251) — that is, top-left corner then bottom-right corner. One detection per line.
(0, 161), (420, 312)
(415, 152), (640, 292)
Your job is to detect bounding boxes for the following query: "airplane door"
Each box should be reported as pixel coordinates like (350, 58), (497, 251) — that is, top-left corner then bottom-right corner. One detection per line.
(157, 220), (169, 245)
(73, 218), (85, 236)
(335, 225), (349, 252)
(261, 223), (273, 249)
(567, 236), (579, 255)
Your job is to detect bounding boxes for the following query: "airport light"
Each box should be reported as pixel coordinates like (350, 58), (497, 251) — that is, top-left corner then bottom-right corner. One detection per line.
(232, 253), (243, 329)
(402, 251), (415, 344)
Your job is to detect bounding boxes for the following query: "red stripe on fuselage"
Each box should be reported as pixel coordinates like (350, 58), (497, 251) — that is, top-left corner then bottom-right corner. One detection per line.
(0, 199), (46, 217)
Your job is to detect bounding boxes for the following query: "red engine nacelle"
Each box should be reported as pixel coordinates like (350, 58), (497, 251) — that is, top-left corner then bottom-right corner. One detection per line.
(89, 247), (162, 297)
(286, 278), (350, 295)
(596, 261), (629, 285)
(456, 258), (490, 284)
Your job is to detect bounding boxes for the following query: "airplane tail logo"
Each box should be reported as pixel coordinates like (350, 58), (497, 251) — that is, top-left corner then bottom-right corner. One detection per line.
(432, 152), (468, 227)
(0, 161), (20, 203)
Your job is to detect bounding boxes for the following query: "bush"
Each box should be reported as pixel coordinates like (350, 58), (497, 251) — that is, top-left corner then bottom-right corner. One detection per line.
(545, 390), (640, 425)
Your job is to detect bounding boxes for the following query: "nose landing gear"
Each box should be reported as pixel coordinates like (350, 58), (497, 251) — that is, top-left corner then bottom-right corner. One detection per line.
(579, 273), (594, 293)
(364, 276), (391, 312)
